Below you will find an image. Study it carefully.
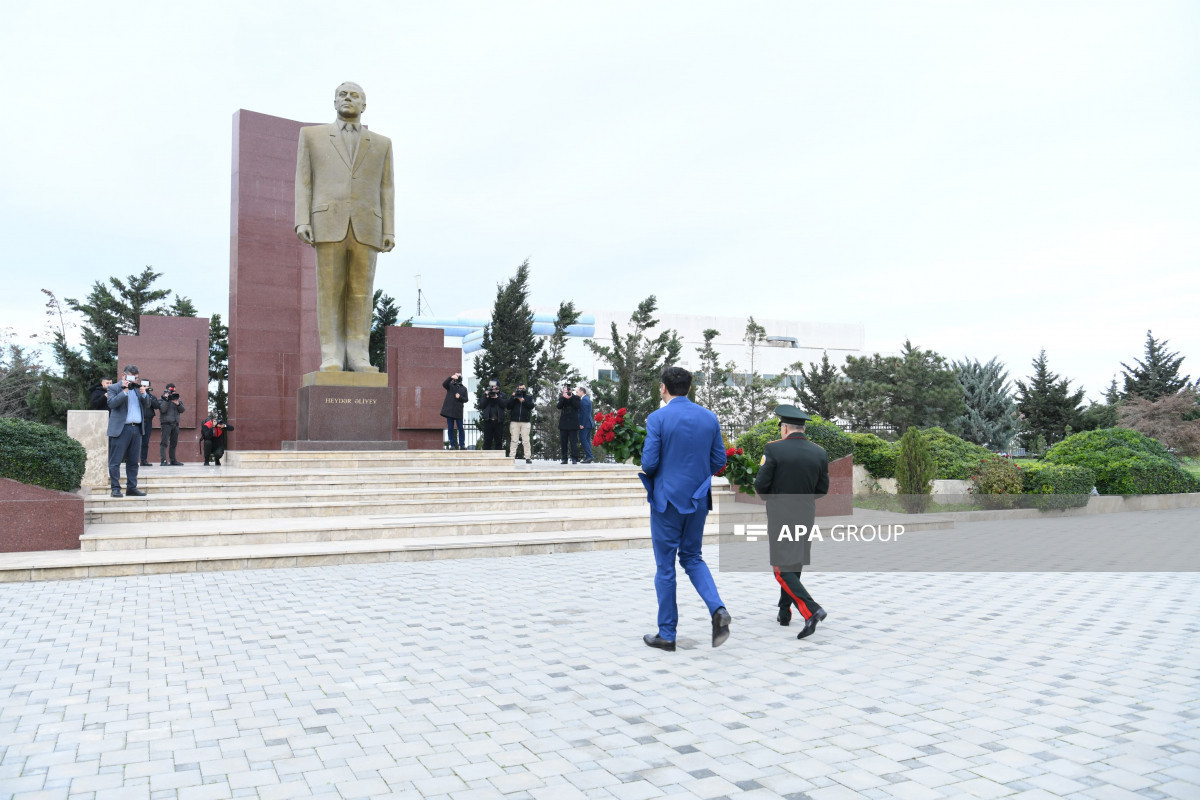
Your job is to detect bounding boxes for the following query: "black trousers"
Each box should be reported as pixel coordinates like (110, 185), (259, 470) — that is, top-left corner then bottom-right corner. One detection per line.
(108, 425), (142, 490)
(203, 439), (226, 464)
(775, 566), (819, 621)
(482, 419), (504, 450)
(160, 422), (180, 462)
(139, 425), (153, 463)
(559, 428), (579, 463)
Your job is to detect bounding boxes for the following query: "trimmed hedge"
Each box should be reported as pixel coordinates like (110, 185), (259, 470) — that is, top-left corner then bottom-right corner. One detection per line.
(734, 416), (853, 465)
(851, 432), (896, 478)
(1045, 428), (1199, 495)
(923, 427), (993, 480)
(1021, 462), (1094, 509)
(0, 418), (87, 492)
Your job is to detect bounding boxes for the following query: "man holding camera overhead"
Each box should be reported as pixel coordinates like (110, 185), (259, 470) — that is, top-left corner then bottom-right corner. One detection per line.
(106, 364), (152, 498)
(157, 382), (186, 466)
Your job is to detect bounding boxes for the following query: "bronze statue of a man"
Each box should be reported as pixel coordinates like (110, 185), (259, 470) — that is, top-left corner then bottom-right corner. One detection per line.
(295, 82), (395, 372)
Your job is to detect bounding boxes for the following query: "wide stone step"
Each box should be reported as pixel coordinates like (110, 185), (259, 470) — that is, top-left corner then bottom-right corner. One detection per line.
(124, 470), (644, 494)
(2, 526), (677, 582)
(90, 482), (645, 510)
(86, 490), (649, 524)
(80, 506), (663, 550)
(225, 451), (513, 470)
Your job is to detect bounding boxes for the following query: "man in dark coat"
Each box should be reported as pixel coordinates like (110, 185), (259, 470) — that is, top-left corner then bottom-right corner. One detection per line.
(753, 405), (830, 640)
(556, 385), (581, 464)
(440, 373), (468, 449)
(478, 380), (508, 451)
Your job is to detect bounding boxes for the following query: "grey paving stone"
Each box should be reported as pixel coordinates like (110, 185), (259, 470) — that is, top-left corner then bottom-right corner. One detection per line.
(0, 540), (1196, 800)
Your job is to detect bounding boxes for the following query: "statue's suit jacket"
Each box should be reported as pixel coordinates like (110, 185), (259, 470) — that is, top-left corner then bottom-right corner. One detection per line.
(295, 122), (395, 250)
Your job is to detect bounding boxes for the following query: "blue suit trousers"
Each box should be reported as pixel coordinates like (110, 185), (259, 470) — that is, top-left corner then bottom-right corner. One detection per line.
(650, 503), (724, 641)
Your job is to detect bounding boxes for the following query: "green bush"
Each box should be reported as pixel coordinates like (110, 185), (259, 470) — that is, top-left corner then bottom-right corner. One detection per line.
(1021, 462), (1094, 509)
(850, 432), (896, 478)
(734, 416), (852, 465)
(968, 455), (1024, 509)
(922, 427), (994, 480)
(1046, 428), (1199, 495)
(0, 417), (87, 492)
(895, 427), (936, 513)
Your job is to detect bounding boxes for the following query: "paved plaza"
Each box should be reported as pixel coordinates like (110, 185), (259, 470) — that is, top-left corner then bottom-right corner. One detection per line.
(2, 512), (1198, 800)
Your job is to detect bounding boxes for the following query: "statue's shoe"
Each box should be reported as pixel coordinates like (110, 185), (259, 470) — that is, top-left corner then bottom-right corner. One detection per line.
(319, 359), (342, 372)
(347, 362), (379, 373)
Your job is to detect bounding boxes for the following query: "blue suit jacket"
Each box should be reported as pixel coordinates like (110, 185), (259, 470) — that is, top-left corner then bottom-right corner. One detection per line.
(639, 396), (727, 514)
(579, 395), (594, 431)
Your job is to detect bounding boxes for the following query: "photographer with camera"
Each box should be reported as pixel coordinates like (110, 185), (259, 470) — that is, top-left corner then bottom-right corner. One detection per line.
(136, 378), (162, 467)
(105, 365), (152, 497)
(556, 384), (582, 465)
(201, 415), (235, 466)
(440, 372), (468, 450)
(157, 382), (186, 465)
(507, 381), (534, 463)
(478, 379), (508, 451)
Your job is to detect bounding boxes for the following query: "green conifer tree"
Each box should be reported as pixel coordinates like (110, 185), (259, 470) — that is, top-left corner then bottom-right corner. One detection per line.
(473, 260), (543, 403)
(1014, 349), (1085, 448)
(951, 357), (1018, 450)
(1121, 330), (1191, 401)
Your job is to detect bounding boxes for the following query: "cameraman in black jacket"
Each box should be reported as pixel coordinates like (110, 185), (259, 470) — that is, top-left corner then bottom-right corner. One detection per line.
(507, 382), (534, 463)
(556, 385), (581, 464)
(157, 382), (186, 465)
(478, 379), (508, 451)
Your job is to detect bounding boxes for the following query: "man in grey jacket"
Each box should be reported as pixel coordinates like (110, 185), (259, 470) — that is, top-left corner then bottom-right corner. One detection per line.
(107, 365), (152, 498)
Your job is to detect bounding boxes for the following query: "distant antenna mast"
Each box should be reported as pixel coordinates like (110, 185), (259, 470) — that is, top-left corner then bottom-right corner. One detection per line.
(415, 274), (431, 316)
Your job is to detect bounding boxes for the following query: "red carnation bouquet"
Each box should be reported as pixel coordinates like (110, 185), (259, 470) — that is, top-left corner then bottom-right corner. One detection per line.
(717, 446), (759, 495)
(592, 407), (646, 464)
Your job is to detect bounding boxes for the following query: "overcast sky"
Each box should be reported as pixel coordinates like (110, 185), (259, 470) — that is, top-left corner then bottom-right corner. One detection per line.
(2, 1), (1197, 401)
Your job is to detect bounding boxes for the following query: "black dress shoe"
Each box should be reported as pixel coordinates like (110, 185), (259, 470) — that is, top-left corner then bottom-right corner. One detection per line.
(111, 489), (123, 498)
(169, 461), (184, 466)
(140, 461), (153, 466)
(525, 459), (532, 464)
(797, 608), (827, 640)
(126, 488), (147, 497)
(777, 607), (792, 626)
(712, 606), (732, 648)
(160, 460), (169, 466)
(643, 634), (676, 652)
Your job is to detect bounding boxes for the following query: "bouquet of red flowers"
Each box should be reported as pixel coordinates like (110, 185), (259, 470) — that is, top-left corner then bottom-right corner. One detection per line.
(717, 446), (758, 495)
(592, 407), (646, 464)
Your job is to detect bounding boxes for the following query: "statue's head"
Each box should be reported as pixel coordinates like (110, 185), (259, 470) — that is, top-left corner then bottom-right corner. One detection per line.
(333, 82), (366, 120)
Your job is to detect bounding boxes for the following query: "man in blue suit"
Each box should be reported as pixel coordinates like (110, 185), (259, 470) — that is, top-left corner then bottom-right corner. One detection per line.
(576, 386), (595, 463)
(639, 366), (731, 651)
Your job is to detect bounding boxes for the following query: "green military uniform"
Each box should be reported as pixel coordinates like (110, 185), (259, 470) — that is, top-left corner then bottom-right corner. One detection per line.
(753, 406), (830, 638)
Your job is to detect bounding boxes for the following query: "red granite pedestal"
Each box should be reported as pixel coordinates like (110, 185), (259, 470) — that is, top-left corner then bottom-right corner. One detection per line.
(289, 384), (400, 448)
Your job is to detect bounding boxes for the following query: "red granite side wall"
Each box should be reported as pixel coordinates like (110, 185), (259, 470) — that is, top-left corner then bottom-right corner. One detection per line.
(387, 327), (462, 449)
(228, 109), (319, 451)
(0, 479), (83, 552)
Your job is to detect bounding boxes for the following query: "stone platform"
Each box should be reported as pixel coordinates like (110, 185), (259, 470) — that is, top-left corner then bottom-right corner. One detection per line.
(0, 451), (950, 582)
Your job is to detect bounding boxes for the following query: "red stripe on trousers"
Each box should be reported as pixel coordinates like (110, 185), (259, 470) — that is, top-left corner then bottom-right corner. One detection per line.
(774, 566), (813, 620)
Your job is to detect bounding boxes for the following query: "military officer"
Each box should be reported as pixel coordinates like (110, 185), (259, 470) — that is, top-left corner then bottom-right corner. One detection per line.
(753, 405), (830, 640)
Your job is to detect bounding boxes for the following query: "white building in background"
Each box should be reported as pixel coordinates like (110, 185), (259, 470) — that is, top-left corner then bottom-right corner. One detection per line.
(409, 310), (864, 412)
